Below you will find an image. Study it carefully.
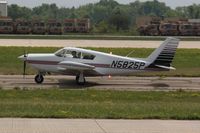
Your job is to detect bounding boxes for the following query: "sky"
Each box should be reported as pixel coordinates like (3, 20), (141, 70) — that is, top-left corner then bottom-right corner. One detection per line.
(4, 0), (200, 9)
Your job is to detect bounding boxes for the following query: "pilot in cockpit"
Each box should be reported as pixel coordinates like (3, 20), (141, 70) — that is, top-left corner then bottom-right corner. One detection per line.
(72, 51), (77, 58)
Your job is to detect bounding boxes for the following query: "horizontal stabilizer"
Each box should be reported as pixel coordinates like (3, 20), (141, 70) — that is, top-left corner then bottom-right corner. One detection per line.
(155, 65), (176, 70)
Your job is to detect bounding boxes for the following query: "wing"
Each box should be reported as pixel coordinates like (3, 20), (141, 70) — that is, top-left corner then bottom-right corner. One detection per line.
(58, 61), (95, 70)
(57, 61), (101, 76)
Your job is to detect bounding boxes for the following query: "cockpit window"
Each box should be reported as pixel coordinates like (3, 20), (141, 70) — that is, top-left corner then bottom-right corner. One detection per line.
(55, 49), (95, 60)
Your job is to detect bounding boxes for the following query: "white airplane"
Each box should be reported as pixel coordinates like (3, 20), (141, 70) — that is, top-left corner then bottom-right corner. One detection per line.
(18, 37), (179, 85)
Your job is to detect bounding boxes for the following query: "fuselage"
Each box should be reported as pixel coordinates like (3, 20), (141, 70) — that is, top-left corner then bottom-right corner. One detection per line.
(19, 48), (151, 76)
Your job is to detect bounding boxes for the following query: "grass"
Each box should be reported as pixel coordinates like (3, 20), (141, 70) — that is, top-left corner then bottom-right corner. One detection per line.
(0, 89), (199, 119)
(0, 34), (200, 41)
(0, 46), (200, 76)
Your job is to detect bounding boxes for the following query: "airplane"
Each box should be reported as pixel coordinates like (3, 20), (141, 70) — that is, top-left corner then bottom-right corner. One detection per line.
(18, 37), (179, 85)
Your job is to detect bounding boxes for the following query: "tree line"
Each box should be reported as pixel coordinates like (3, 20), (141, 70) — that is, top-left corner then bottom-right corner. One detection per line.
(7, 0), (200, 34)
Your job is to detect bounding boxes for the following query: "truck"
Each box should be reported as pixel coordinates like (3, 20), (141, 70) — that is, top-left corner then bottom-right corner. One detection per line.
(178, 23), (194, 36)
(75, 19), (90, 33)
(14, 19), (30, 34)
(159, 22), (179, 36)
(0, 17), (13, 34)
(138, 24), (159, 36)
(137, 17), (200, 36)
(31, 20), (46, 34)
(63, 19), (75, 33)
(63, 18), (91, 33)
(47, 20), (62, 35)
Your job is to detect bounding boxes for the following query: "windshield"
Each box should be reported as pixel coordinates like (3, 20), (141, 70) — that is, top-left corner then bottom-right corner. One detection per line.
(55, 49), (65, 57)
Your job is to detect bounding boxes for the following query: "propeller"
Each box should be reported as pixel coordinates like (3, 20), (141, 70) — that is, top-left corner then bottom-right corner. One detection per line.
(23, 51), (28, 79)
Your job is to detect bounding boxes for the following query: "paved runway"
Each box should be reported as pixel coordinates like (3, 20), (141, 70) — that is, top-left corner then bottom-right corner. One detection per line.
(0, 39), (200, 48)
(0, 75), (199, 91)
(0, 118), (199, 133)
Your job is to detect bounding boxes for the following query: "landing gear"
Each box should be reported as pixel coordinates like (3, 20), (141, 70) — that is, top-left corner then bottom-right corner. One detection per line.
(76, 73), (86, 85)
(35, 74), (44, 84)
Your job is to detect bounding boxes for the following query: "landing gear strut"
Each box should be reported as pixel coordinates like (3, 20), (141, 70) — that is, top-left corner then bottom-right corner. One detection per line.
(35, 74), (44, 84)
(76, 72), (86, 85)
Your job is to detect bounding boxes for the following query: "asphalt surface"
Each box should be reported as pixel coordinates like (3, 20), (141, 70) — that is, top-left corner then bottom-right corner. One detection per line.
(0, 39), (200, 48)
(0, 75), (199, 91)
(0, 118), (199, 133)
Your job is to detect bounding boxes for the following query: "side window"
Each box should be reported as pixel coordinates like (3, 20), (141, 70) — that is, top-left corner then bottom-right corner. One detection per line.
(82, 52), (95, 60)
(71, 51), (81, 58)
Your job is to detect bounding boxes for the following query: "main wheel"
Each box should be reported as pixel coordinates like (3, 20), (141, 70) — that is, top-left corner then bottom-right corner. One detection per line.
(35, 74), (44, 84)
(76, 75), (86, 85)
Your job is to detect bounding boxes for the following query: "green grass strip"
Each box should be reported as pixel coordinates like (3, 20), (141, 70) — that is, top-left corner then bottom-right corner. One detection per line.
(0, 89), (199, 119)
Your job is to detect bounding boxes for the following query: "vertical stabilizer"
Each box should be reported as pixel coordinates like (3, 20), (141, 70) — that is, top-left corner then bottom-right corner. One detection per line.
(147, 37), (179, 69)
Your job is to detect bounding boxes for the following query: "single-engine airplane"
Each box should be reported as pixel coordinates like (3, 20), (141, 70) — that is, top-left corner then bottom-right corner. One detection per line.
(18, 37), (179, 85)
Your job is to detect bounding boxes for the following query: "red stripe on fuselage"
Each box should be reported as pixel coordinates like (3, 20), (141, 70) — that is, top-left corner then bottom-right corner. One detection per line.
(27, 60), (110, 68)
(27, 60), (59, 65)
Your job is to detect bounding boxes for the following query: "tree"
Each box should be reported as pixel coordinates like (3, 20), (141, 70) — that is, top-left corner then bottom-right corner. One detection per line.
(137, 0), (171, 17)
(175, 4), (200, 18)
(94, 20), (109, 33)
(32, 3), (59, 20)
(8, 4), (32, 20)
(109, 7), (130, 31)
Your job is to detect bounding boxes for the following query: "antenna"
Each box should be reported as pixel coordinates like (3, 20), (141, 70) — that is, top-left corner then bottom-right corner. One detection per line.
(126, 50), (134, 57)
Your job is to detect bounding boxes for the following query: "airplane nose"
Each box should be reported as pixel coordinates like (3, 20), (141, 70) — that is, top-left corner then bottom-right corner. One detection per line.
(18, 55), (26, 61)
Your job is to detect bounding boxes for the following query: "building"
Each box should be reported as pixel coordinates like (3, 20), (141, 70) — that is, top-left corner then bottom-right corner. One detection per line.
(0, 0), (7, 17)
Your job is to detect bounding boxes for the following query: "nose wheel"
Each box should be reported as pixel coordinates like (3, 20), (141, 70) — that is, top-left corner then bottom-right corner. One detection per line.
(35, 74), (44, 84)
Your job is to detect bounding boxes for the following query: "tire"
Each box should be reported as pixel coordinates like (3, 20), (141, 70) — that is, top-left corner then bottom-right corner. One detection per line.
(76, 75), (85, 85)
(35, 74), (44, 84)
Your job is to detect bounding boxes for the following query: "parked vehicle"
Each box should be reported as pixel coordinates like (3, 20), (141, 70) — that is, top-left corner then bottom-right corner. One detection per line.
(0, 17), (13, 34)
(137, 17), (200, 36)
(31, 20), (46, 34)
(14, 19), (30, 34)
(47, 20), (62, 35)
(76, 19), (90, 33)
(63, 19), (75, 33)
(0, 18), (91, 34)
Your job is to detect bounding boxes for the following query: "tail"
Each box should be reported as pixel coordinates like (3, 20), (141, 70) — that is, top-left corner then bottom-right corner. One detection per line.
(146, 37), (180, 70)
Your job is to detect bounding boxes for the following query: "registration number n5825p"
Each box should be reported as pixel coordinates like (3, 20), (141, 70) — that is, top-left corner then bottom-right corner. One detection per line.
(111, 61), (145, 69)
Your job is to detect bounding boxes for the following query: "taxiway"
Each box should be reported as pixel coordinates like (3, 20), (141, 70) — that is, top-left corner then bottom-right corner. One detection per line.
(0, 39), (200, 48)
(0, 75), (199, 91)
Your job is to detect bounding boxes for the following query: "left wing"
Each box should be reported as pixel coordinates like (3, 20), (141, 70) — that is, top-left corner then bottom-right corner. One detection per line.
(58, 61), (95, 71)
(57, 61), (101, 76)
